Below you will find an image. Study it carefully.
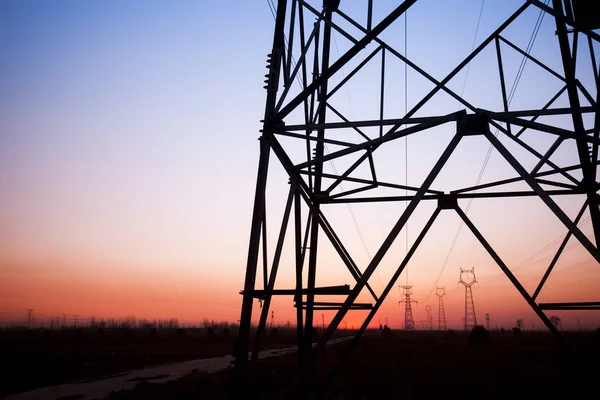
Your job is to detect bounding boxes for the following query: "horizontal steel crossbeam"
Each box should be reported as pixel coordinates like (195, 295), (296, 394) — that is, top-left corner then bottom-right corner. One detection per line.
(539, 302), (600, 310)
(240, 284), (351, 299)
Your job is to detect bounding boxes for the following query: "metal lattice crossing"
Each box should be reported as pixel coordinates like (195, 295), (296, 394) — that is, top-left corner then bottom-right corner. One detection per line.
(234, 0), (600, 388)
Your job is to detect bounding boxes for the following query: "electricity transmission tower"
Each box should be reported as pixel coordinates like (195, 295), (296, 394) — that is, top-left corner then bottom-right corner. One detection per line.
(486, 313), (490, 331)
(425, 305), (432, 330)
(399, 285), (417, 330)
(436, 287), (447, 331)
(234, 0), (600, 386)
(459, 268), (478, 331)
(26, 308), (33, 329)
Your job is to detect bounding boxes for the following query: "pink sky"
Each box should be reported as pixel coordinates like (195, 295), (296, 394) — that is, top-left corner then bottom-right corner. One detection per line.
(1, 0), (599, 332)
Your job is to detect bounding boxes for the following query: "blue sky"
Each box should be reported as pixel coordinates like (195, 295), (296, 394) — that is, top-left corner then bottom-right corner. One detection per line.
(1, 0), (598, 329)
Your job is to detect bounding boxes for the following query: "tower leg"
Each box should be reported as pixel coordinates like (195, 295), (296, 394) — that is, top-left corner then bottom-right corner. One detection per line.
(304, 3), (334, 362)
(234, 137), (271, 375)
(234, 0), (287, 381)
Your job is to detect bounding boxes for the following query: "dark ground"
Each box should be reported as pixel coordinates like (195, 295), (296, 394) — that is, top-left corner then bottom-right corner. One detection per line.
(0, 326), (288, 397)
(0, 326), (351, 397)
(102, 327), (600, 400)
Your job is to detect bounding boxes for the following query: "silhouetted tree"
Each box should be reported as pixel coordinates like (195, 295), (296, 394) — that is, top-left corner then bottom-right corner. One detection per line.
(444, 329), (457, 342)
(512, 327), (523, 340)
(205, 327), (216, 339)
(467, 325), (492, 349)
(549, 315), (562, 330)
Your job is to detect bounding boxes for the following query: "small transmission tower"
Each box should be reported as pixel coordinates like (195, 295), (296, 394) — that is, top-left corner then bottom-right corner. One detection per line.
(425, 305), (432, 330)
(459, 268), (478, 331)
(486, 313), (490, 330)
(436, 287), (447, 331)
(26, 308), (33, 329)
(399, 285), (417, 330)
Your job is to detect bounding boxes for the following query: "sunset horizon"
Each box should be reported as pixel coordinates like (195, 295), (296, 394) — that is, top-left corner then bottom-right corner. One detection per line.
(1, 0), (599, 353)
(2, 1), (600, 398)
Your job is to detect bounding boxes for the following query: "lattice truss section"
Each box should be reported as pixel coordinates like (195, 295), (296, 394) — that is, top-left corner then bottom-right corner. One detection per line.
(235, 0), (600, 368)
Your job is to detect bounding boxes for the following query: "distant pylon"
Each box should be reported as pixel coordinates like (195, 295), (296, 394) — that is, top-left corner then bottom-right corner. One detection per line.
(26, 308), (33, 329)
(459, 268), (478, 330)
(486, 313), (490, 330)
(424, 305), (432, 330)
(270, 310), (274, 329)
(399, 285), (417, 330)
(436, 287), (447, 331)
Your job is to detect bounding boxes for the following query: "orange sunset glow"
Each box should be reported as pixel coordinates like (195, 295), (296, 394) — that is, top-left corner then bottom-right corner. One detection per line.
(2, 0), (600, 338)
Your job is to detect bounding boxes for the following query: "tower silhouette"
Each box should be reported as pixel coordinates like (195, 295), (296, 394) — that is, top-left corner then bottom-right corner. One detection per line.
(399, 285), (417, 330)
(424, 305), (432, 330)
(486, 313), (490, 330)
(459, 268), (477, 330)
(436, 287), (447, 331)
(234, 0), (600, 380)
(26, 308), (33, 329)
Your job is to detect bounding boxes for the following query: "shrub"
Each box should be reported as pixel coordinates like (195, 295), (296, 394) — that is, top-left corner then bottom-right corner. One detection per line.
(467, 325), (492, 348)
(512, 327), (523, 340)
(221, 327), (231, 339)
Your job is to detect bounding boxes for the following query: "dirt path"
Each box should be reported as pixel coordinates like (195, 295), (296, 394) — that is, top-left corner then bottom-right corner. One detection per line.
(5, 337), (351, 400)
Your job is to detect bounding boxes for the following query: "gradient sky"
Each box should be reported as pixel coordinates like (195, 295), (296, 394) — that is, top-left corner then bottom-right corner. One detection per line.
(1, 0), (599, 331)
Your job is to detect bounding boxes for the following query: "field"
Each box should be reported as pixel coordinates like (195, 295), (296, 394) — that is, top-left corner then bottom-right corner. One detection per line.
(3, 326), (600, 399)
(0, 325), (356, 398)
(104, 327), (600, 399)
(0, 325), (276, 397)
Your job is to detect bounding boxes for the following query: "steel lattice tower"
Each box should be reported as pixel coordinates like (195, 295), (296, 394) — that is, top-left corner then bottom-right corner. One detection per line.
(436, 287), (447, 331)
(425, 305), (432, 330)
(399, 285), (417, 330)
(459, 268), (478, 331)
(234, 0), (600, 387)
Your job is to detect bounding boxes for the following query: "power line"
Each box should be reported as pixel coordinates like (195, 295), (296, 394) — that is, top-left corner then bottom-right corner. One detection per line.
(267, 0), (304, 89)
(265, 1), (386, 291)
(424, 1), (549, 304)
(475, 254), (596, 295)
(552, 257), (595, 276)
(469, 0), (547, 188)
(477, 218), (592, 287)
(423, 0), (487, 303)
(459, 0), (486, 98)
(473, 1), (548, 199)
(405, 8), (409, 285)
(326, 33), (386, 290)
(266, 0), (276, 20)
